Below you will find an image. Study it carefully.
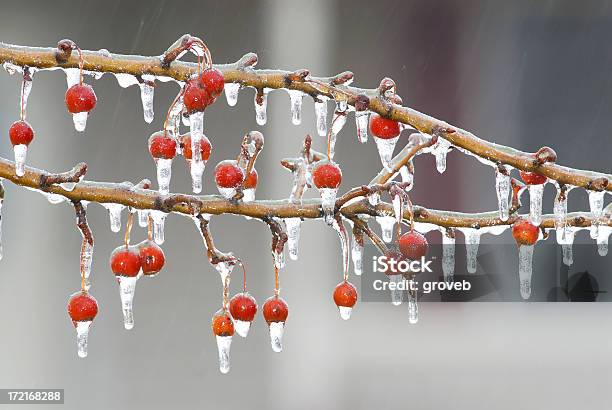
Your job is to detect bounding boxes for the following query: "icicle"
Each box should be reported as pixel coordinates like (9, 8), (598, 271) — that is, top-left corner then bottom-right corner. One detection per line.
(72, 112), (88, 132)
(102, 203), (125, 233)
(557, 227), (576, 266)
(320, 187), (339, 225)
(113, 73), (139, 88)
(459, 228), (481, 274)
(355, 110), (369, 143)
(376, 215), (396, 243)
(64, 68), (80, 88)
(13, 144), (27, 177)
(553, 183), (569, 239)
(495, 166), (511, 221)
(82, 241), (94, 291)
(329, 102), (348, 159)
(254, 89), (269, 125)
(517, 245), (534, 300)
(21, 70), (33, 114)
(374, 136), (400, 172)
(314, 98), (328, 137)
(331, 218), (349, 278)
(407, 279), (418, 324)
(188, 111), (205, 193)
(442, 231), (455, 284)
(234, 320), (250, 338)
(224, 83), (240, 107)
(528, 184), (545, 226)
(285, 218), (302, 260)
(392, 194), (403, 224)
(137, 209), (149, 228)
(339, 306), (353, 320)
(213, 260), (235, 286)
(117, 276), (138, 330)
(597, 226), (611, 256)
(149, 210), (166, 245)
(75, 321), (92, 358)
(432, 137), (451, 173)
(154, 158), (172, 195)
(139, 75), (155, 124)
(351, 237), (364, 275)
(165, 94), (184, 136)
(588, 190), (605, 239)
(269, 321), (285, 353)
(389, 274), (404, 306)
(215, 335), (232, 374)
(287, 90), (304, 125)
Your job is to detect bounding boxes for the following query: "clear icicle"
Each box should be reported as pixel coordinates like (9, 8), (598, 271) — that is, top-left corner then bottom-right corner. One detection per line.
(495, 166), (511, 221)
(117, 276), (139, 330)
(224, 83), (240, 107)
(392, 194), (403, 224)
(13, 144), (27, 177)
(461, 229), (481, 274)
(528, 184), (545, 226)
(331, 218), (349, 279)
(314, 98), (328, 137)
(254, 90), (269, 126)
(139, 76), (155, 124)
(407, 280), (418, 324)
(234, 320), (251, 338)
(149, 210), (166, 244)
(64, 68), (80, 88)
(189, 112), (205, 193)
(74, 320), (92, 358)
(442, 231), (455, 284)
(339, 306), (353, 320)
(285, 218), (302, 260)
(155, 158), (172, 195)
(102, 203), (125, 233)
(215, 335), (232, 374)
(351, 237), (364, 276)
(329, 103), (348, 159)
(320, 187), (338, 225)
(190, 160), (205, 195)
(432, 137), (451, 173)
(376, 215), (396, 243)
(588, 191), (605, 239)
(137, 210), (149, 228)
(355, 110), (369, 143)
(390, 274), (404, 306)
(114, 73), (139, 88)
(374, 136), (399, 172)
(557, 227), (576, 266)
(518, 245), (534, 300)
(597, 226), (611, 256)
(213, 260), (235, 286)
(288, 90), (304, 125)
(72, 112), (88, 132)
(21, 71), (33, 114)
(269, 321), (285, 353)
(553, 183), (568, 237)
(82, 241), (94, 290)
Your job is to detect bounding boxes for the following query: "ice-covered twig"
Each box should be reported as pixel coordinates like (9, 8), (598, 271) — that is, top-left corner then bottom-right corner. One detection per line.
(73, 201), (93, 246)
(195, 214), (236, 265)
(39, 162), (87, 189)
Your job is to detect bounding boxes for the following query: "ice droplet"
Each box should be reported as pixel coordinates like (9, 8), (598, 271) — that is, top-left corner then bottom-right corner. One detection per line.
(329, 102), (348, 159)
(355, 110), (369, 143)
(376, 215), (396, 243)
(155, 158), (173, 195)
(339, 306), (353, 320)
(234, 319), (251, 338)
(432, 137), (451, 173)
(351, 236), (364, 276)
(101, 203), (124, 233)
(72, 112), (88, 132)
(390, 274), (404, 306)
(117, 276), (139, 330)
(528, 184), (545, 226)
(13, 144), (27, 177)
(597, 226), (611, 256)
(459, 228), (481, 274)
(64, 68), (80, 88)
(46, 193), (66, 204)
(254, 89), (269, 125)
(588, 190), (605, 239)
(407, 280), (418, 324)
(74, 320), (92, 358)
(189, 160), (206, 195)
(518, 245), (534, 300)
(224, 83), (240, 107)
(149, 210), (166, 244)
(374, 136), (399, 172)
(269, 321), (285, 353)
(319, 187), (338, 225)
(215, 335), (232, 374)
(287, 90), (304, 125)
(114, 73), (139, 88)
(285, 218), (302, 260)
(314, 98), (328, 137)
(139, 77), (155, 124)
(442, 231), (455, 284)
(495, 166), (511, 221)
(137, 209), (149, 228)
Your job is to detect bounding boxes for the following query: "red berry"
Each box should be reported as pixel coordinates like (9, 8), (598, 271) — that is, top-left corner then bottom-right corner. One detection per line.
(333, 281), (357, 308)
(8, 120), (34, 146)
(519, 170), (547, 185)
(229, 293), (258, 322)
(215, 160), (244, 188)
(138, 240), (165, 276)
(199, 68), (225, 99)
(180, 133), (212, 161)
(262, 296), (289, 324)
(110, 246), (141, 277)
(65, 84), (97, 113)
(183, 78), (213, 113)
(212, 310), (235, 337)
(369, 113), (401, 139)
(244, 169), (258, 190)
(398, 230), (429, 260)
(67, 291), (98, 323)
(512, 219), (539, 246)
(312, 161), (342, 189)
(148, 131), (177, 160)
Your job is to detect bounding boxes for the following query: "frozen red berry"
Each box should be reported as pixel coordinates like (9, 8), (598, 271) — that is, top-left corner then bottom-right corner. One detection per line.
(67, 291), (98, 324)
(262, 296), (289, 324)
(148, 131), (177, 160)
(180, 133), (212, 161)
(519, 170), (547, 185)
(212, 310), (235, 337)
(369, 113), (401, 139)
(244, 169), (258, 189)
(398, 230), (429, 260)
(312, 161), (342, 189)
(512, 219), (539, 246)
(183, 77), (213, 113)
(215, 160), (244, 188)
(333, 281), (357, 308)
(110, 246), (141, 277)
(229, 293), (258, 322)
(65, 84), (97, 113)
(199, 68), (224, 99)
(8, 120), (34, 146)
(138, 240), (165, 276)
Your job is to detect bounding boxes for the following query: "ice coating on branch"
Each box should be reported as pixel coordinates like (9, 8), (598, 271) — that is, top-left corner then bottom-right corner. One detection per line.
(432, 137), (451, 173)
(224, 83), (240, 107)
(64, 68), (80, 88)
(149, 210), (166, 244)
(518, 245), (534, 300)
(269, 321), (285, 353)
(597, 226), (611, 256)
(376, 215), (396, 243)
(556, 227), (576, 266)
(285, 218), (302, 260)
(139, 75), (155, 123)
(102, 203), (124, 233)
(74, 320), (92, 358)
(588, 190), (605, 239)
(355, 110), (369, 143)
(528, 184), (545, 226)
(458, 228), (481, 274)
(495, 166), (511, 221)
(442, 230), (455, 284)
(400, 165), (414, 187)
(138, 209), (149, 228)
(390, 274), (403, 306)
(214, 260), (235, 285)
(46, 193), (66, 204)
(155, 158), (172, 195)
(216, 335), (232, 374)
(254, 89), (269, 125)
(287, 90), (304, 125)
(375, 136), (399, 172)
(72, 112), (88, 132)
(407, 279), (418, 324)
(60, 182), (77, 191)
(314, 98), (328, 137)
(329, 101), (348, 159)
(189, 111), (205, 193)
(13, 144), (27, 177)
(351, 236), (364, 276)
(113, 73), (139, 88)
(2, 62), (22, 75)
(320, 187), (338, 225)
(117, 276), (139, 330)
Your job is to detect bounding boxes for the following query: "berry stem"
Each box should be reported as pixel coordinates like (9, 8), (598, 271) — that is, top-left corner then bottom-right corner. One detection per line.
(79, 237), (87, 292)
(124, 210), (133, 248)
(222, 274), (230, 311)
(19, 69), (28, 121)
(237, 259), (247, 293)
(273, 261), (280, 297)
(163, 88), (185, 136)
(147, 214), (153, 241)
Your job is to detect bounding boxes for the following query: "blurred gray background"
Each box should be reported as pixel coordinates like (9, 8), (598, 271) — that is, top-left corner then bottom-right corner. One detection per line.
(1, 0), (612, 409)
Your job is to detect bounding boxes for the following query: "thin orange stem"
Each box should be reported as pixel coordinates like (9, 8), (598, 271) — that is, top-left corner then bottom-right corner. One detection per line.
(147, 214), (153, 241)
(273, 259), (280, 297)
(124, 211), (133, 248)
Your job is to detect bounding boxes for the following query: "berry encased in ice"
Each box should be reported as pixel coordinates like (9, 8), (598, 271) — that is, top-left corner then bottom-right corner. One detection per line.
(67, 291), (98, 323)
(180, 133), (212, 161)
(519, 170), (547, 185)
(262, 296), (289, 324)
(138, 240), (165, 276)
(214, 160), (244, 188)
(212, 310), (235, 337)
(8, 120), (34, 146)
(398, 230), (429, 260)
(65, 84), (97, 114)
(312, 161), (342, 189)
(199, 68), (225, 99)
(229, 293), (258, 322)
(148, 131), (177, 160)
(512, 219), (539, 246)
(110, 246), (141, 277)
(244, 169), (258, 189)
(333, 281), (358, 308)
(183, 78), (214, 113)
(369, 113), (401, 139)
